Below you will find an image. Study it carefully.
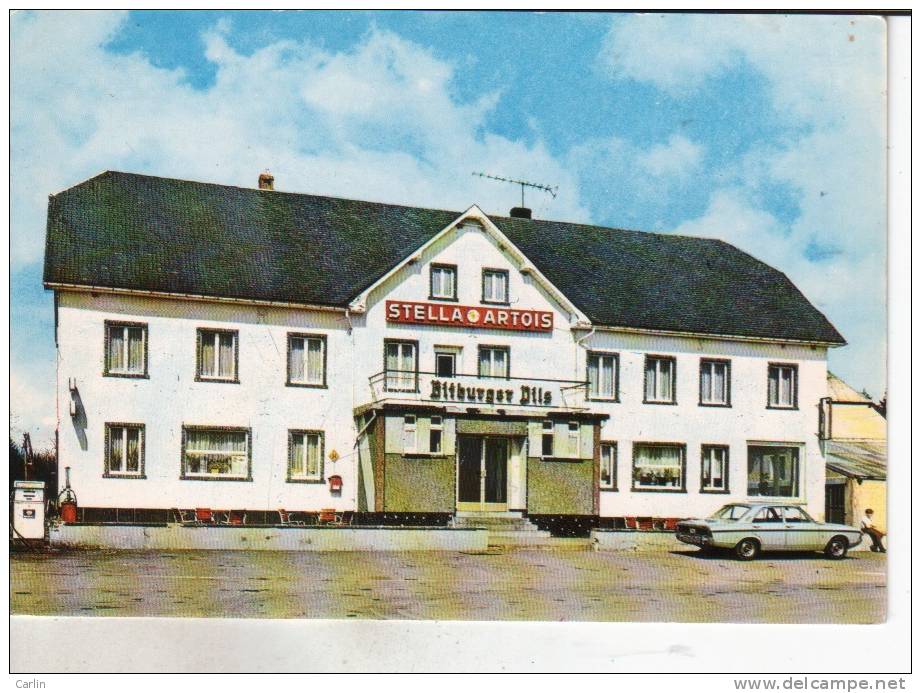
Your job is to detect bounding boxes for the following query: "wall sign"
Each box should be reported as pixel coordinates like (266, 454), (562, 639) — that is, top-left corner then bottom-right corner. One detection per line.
(386, 300), (553, 332)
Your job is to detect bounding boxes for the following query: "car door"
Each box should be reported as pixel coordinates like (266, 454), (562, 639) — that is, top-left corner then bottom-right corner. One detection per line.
(750, 506), (786, 549)
(783, 506), (820, 550)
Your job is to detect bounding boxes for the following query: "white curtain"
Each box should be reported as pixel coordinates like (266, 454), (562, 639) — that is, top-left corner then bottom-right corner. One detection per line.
(200, 334), (215, 376)
(126, 428), (140, 472)
(186, 430), (247, 476)
(110, 428), (124, 471)
(386, 342), (415, 390)
(127, 328), (144, 372)
(218, 333), (235, 377)
(712, 363), (726, 402)
(306, 338), (323, 383)
(645, 359), (656, 400)
(109, 328), (125, 372)
(289, 337), (305, 382)
(701, 363), (712, 401)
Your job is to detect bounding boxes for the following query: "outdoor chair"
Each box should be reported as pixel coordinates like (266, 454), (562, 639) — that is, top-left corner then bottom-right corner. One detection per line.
(227, 509), (247, 526)
(278, 509), (306, 526)
(623, 516), (638, 530)
(661, 518), (679, 531)
(636, 517), (655, 531)
(172, 508), (197, 525)
(318, 508), (344, 525)
(195, 508), (217, 524)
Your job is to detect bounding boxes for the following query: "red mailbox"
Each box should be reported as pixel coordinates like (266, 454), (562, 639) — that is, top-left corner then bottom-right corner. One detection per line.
(328, 475), (343, 493)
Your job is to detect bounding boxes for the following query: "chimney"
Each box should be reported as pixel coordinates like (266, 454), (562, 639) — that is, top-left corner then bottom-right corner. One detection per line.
(258, 171), (275, 191)
(510, 207), (532, 219)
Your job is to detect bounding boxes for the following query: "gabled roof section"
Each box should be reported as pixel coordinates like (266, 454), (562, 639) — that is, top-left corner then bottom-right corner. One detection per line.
(43, 171), (846, 344)
(349, 205), (589, 323)
(828, 372), (872, 402)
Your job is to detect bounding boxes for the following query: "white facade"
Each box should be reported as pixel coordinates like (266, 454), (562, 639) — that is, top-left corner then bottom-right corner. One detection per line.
(53, 207), (832, 519)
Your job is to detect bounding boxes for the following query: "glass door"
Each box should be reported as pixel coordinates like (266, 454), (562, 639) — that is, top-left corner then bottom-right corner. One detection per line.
(456, 436), (509, 512)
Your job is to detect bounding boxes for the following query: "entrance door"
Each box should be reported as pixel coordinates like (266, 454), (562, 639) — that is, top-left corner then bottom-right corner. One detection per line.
(456, 436), (508, 512)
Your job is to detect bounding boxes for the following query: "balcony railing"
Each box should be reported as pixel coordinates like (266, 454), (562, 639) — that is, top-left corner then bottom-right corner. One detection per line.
(367, 370), (589, 411)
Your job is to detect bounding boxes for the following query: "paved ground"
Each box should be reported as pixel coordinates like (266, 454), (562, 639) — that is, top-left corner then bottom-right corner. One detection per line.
(10, 547), (886, 623)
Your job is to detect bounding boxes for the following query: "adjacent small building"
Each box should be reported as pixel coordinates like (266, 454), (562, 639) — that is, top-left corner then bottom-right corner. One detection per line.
(821, 373), (887, 530)
(43, 171), (847, 528)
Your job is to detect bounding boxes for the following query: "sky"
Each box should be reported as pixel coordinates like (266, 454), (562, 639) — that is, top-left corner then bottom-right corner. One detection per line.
(10, 11), (888, 446)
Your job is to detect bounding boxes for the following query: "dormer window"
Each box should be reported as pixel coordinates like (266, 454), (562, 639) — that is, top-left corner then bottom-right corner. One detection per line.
(429, 264), (457, 301)
(482, 268), (509, 305)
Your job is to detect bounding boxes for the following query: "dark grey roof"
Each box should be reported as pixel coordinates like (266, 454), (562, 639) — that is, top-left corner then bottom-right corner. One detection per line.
(825, 440), (887, 480)
(43, 171), (845, 344)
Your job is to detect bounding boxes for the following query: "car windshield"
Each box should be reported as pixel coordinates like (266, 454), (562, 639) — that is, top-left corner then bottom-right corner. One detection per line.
(710, 504), (751, 521)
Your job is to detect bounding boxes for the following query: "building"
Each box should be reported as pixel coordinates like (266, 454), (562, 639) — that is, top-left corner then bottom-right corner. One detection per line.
(43, 171), (846, 528)
(821, 373), (887, 530)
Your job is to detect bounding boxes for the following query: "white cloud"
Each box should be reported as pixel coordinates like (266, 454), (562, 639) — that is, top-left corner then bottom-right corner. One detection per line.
(10, 11), (592, 437)
(599, 14), (887, 396)
(637, 134), (703, 178)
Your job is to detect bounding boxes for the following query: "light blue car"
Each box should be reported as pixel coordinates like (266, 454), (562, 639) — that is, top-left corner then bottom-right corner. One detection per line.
(676, 502), (864, 560)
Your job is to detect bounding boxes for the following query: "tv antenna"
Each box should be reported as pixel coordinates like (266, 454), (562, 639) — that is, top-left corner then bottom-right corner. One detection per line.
(472, 172), (558, 208)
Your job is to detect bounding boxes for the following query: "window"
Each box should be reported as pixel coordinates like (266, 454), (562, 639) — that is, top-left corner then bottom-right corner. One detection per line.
(701, 445), (729, 492)
(600, 442), (617, 490)
(783, 506), (812, 523)
(478, 346), (509, 378)
(644, 356), (676, 403)
(700, 359), (730, 406)
(105, 423), (145, 477)
(385, 340), (418, 392)
(287, 334), (326, 387)
(288, 430), (323, 482)
(430, 264), (457, 300)
(752, 506), (784, 523)
(104, 322), (147, 377)
(197, 329), (238, 382)
(587, 352), (618, 400)
(768, 364), (798, 408)
(482, 268), (509, 304)
(633, 443), (685, 491)
(182, 427), (251, 480)
(748, 445), (799, 497)
(435, 351), (457, 378)
(567, 421), (580, 457)
(402, 415), (417, 453)
(429, 416), (443, 454)
(541, 420), (554, 457)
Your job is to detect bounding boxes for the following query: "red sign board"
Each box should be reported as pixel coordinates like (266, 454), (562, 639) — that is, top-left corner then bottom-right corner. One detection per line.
(386, 300), (553, 332)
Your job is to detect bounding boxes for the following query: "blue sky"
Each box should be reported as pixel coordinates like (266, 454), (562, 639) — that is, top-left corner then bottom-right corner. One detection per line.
(10, 11), (887, 444)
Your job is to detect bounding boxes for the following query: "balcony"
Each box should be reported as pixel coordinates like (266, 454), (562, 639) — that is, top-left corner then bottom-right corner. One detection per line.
(367, 370), (589, 412)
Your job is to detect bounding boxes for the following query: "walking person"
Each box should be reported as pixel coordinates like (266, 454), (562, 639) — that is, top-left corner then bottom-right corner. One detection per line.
(860, 508), (886, 553)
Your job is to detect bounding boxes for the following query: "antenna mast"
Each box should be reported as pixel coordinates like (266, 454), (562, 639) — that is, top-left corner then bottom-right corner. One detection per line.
(472, 172), (558, 208)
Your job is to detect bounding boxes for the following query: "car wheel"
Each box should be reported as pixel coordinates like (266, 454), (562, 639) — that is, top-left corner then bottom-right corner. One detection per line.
(824, 536), (849, 560)
(735, 538), (760, 561)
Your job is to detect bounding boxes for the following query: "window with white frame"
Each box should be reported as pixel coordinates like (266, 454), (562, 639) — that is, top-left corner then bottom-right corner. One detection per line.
(430, 264), (457, 300)
(288, 430), (323, 481)
(197, 329), (237, 381)
(105, 322), (147, 376)
(566, 421), (581, 457)
(701, 445), (729, 492)
(767, 364), (798, 408)
(402, 414), (417, 453)
(587, 352), (618, 400)
(633, 443), (685, 490)
(541, 420), (554, 456)
(482, 269), (509, 304)
(478, 346), (509, 378)
(385, 340), (418, 392)
(182, 427), (250, 479)
(747, 445), (799, 497)
(105, 423), (144, 477)
(600, 442), (617, 490)
(644, 356), (676, 403)
(700, 360), (730, 406)
(288, 334), (326, 386)
(429, 416), (443, 454)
